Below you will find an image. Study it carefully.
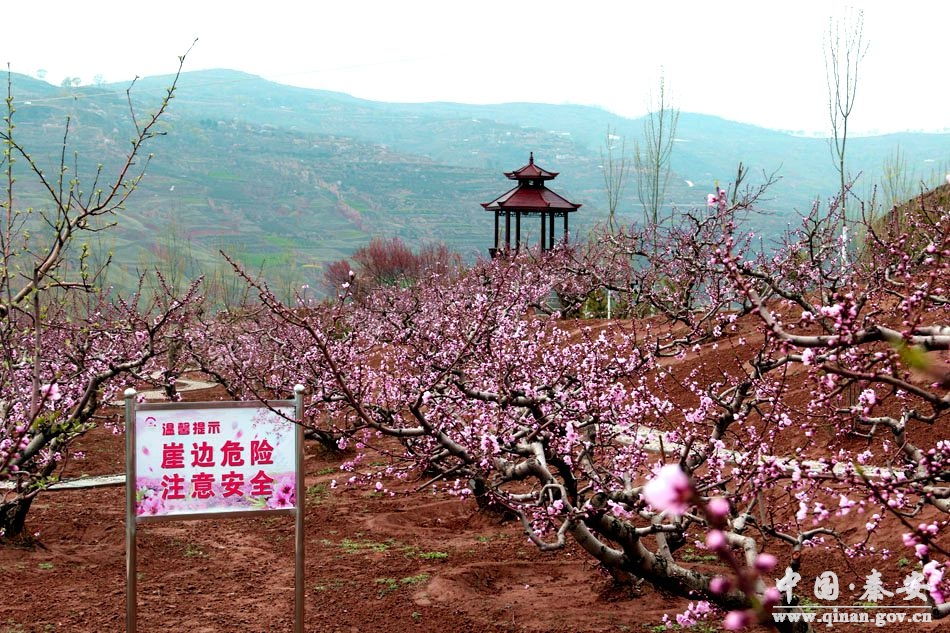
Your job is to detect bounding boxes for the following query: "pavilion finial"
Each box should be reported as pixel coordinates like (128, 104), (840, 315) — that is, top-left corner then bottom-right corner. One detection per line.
(529, 151), (534, 164)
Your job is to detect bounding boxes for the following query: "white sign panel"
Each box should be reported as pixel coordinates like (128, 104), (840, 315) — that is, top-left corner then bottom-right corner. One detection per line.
(133, 403), (296, 519)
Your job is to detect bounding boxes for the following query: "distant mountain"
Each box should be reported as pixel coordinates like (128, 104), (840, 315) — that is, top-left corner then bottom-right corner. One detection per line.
(5, 69), (948, 293)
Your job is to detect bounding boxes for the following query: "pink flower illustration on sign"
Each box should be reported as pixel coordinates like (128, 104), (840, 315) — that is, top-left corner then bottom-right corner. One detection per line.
(267, 474), (296, 509)
(135, 487), (166, 516)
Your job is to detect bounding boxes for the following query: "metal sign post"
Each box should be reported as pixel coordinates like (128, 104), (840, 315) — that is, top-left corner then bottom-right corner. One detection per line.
(125, 385), (305, 633)
(125, 388), (138, 633)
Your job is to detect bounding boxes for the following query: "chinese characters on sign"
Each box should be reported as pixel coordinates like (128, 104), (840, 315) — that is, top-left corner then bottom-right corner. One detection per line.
(134, 406), (297, 519)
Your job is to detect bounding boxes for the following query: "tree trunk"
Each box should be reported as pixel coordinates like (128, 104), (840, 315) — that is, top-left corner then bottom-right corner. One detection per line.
(0, 494), (36, 543)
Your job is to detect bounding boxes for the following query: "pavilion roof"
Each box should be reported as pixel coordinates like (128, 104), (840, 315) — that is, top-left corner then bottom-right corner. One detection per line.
(481, 183), (582, 213)
(504, 152), (558, 180)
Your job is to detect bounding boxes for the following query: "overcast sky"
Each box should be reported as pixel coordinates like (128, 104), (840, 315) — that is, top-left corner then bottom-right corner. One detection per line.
(3, 1), (947, 136)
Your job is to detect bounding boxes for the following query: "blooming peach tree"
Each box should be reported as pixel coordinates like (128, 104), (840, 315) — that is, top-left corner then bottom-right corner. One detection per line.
(0, 57), (203, 540)
(706, 185), (950, 626)
(196, 182), (948, 631)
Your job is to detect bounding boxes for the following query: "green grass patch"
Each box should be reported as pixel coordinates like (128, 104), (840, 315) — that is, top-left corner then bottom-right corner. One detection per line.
(797, 595), (820, 613)
(306, 483), (329, 504)
(339, 537), (395, 555)
(399, 545), (449, 560)
(375, 573), (431, 597)
(680, 548), (718, 563)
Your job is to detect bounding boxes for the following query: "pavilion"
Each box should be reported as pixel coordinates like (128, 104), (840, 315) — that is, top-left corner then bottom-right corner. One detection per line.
(481, 153), (582, 255)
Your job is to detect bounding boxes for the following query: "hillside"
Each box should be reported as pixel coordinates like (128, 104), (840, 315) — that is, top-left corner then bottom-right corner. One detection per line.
(4, 69), (947, 292)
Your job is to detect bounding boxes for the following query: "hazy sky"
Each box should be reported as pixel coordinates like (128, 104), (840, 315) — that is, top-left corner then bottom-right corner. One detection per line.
(3, 1), (947, 136)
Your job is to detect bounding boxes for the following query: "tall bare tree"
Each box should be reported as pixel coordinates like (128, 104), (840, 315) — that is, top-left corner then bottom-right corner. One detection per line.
(634, 74), (679, 229)
(825, 8), (868, 216)
(601, 126), (628, 233)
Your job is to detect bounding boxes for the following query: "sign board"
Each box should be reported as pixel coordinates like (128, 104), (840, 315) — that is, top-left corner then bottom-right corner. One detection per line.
(125, 387), (305, 633)
(133, 403), (297, 520)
